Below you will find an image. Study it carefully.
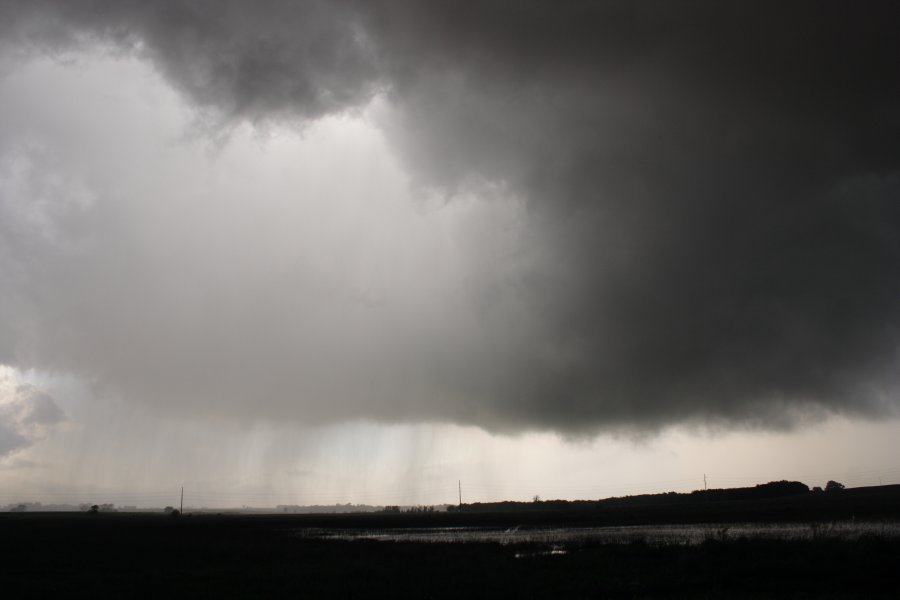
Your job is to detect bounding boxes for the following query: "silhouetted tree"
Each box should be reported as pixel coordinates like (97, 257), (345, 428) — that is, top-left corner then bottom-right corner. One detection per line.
(825, 480), (845, 492)
(88, 505), (99, 514)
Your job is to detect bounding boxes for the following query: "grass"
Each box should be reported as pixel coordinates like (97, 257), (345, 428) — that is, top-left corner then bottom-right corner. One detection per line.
(2, 513), (899, 598)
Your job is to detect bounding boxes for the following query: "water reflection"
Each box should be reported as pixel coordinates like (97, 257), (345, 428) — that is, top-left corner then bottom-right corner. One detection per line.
(297, 521), (900, 546)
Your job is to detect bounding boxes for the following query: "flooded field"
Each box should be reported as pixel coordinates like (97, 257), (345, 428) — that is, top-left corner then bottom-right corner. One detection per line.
(298, 520), (900, 546)
(5, 513), (900, 597)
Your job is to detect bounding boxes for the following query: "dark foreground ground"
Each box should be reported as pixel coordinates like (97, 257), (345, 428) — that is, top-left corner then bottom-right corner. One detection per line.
(3, 512), (900, 598)
(5, 488), (900, 598)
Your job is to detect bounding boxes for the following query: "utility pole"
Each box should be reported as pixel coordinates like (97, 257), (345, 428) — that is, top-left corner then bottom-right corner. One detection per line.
(180, 486), (184, 513)
(458, 480), (462, 507)
(704, 474), (708, 504)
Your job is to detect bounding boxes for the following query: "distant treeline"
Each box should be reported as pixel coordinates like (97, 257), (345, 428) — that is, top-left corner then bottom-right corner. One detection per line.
(450, 480), (814, 513)
(5, 502), (129, 513)
(276, 504), (384, 514)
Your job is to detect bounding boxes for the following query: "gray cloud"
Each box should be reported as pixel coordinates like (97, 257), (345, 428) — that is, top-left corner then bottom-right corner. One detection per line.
(0, 373), (64, 458)
(0, 1), (899, 433)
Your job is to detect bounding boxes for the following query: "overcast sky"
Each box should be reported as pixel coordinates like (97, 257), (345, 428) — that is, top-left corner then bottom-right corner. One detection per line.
(1, 1), (899, 507)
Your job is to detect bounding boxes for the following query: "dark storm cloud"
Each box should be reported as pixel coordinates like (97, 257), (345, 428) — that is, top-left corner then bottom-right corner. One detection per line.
(1, 1), (899, 432)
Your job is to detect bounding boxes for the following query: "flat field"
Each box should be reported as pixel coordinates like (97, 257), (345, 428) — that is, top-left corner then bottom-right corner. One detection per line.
(3, 508), (900, 598)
